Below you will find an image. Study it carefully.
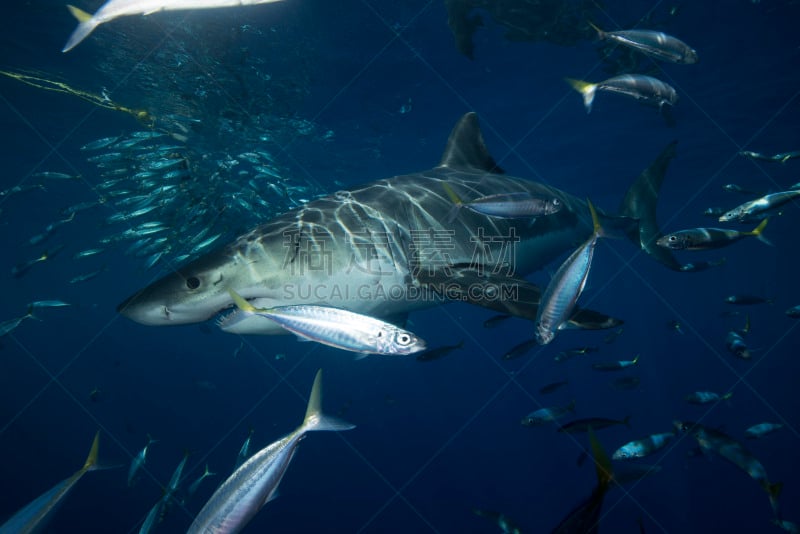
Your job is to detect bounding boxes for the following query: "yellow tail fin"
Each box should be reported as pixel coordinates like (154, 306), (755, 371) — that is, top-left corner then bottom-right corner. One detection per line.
(82, 431), (100, 472)
(565, 78), (592, 94)
(441, 182), (464, 222)
(750, 218), (768, 236)
(441, 182), (463, 206)
(566, 79), (598, 113)
(748, 218), (772, 246)
(587, 21), (605, 37)
(588, 427), (613, 489)
(301, 370), (356, 433)
(67, 5), (92, 23)
(587, 198), (602, 236)
(228, 288), (261, 314)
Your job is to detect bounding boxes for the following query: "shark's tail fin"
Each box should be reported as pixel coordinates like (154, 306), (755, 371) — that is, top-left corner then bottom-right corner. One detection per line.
(618, 141), (683, 271)
(63, 5), (99, 53)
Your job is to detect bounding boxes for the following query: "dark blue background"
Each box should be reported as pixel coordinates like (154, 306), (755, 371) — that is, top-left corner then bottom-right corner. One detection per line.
(1, 0), (799, 532)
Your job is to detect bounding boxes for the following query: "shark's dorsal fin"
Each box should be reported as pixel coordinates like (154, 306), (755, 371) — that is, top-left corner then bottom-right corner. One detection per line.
(438, 112), (504, 173)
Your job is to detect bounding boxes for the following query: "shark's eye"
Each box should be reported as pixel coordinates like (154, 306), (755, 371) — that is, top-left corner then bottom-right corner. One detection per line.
(186, 276), (201, 290)
(669, 235), (677, 242)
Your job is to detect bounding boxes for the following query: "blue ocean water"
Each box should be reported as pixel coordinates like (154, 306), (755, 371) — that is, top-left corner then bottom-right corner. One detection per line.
(1, 0), (799, 532)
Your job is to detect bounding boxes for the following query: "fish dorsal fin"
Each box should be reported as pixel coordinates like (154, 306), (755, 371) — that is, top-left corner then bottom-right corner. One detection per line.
(438, 113), (504, 173)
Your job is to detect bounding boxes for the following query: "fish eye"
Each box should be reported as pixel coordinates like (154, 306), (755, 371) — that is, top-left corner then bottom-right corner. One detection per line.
(186, 276), (201, 290)
(396, 333), (412, 346)
(668, 235), (677, 242)
(552, 198), (561, 206)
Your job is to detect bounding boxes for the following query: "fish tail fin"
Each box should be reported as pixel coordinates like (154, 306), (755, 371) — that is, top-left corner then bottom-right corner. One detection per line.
(587, 21), (604, 37)
(63, 5), (99, 53)
(622, 415), (632, 428)
(749, 218), (772, 245)
(301, 369), (356, 433)
(764, 481), (782, 499)
(588, 427), (614, 490)
(441, 182), (464, 222)
(565, 78), (597, 113)
(632, 354), (640, 365)
(586, 198), (604, 237)
(618, 141), (683, 271)
(82, 431), (100, 472)
(24, 304), (39, 321)
(721, 392), (734, 401)
(228, 288), (262, 314)
(766, 481), (783, 517)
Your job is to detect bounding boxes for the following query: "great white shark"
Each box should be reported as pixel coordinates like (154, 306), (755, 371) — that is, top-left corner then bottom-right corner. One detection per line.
(118, 112), (680, 334)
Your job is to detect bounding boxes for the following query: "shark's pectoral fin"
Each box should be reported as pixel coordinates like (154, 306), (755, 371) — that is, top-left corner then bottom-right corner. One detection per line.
(416, 266), (623, 329)
(619, 141), (683, 271)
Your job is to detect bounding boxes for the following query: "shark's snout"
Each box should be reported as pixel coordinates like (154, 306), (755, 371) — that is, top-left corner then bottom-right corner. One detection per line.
(117, 290), (173, 325)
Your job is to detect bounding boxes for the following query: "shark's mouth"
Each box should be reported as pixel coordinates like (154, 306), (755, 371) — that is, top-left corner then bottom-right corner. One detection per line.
(214, 305), (241, 329)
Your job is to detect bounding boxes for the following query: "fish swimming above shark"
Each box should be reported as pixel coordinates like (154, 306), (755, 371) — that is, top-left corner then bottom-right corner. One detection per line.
(62, 0), (286, 53)
(118, 112), (682, 336)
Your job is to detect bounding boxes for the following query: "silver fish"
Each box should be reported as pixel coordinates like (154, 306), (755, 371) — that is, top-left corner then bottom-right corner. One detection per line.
(187, 370), (354, 534)
(81, 136), (119, 150)
(566, 75), (678, 113)
(590, 23), (698, 64)
(128, 435), (157, 487)
(535, 200), (603, 345)
(0, 310), (35, 337)
(657, 219), (770, 250)
(744, 422), (783, 439)
(0, 433), (99, 532)
(187, 464), (216, 498)
(443, 183), (563, 219)
(70, 267), (107, 284)
(28, 300), (70, 308)
(63, 0), (287, 52)
(521, 400), (576, 426)
(32, 171), (79, 180)
(685, 391), (732, 405)
(234, 428), (254, 471)
(612, 432), (674, 460)
(73, 247), (106, 259)
(719, 189), (800, 222)
(228, 289), (426, 355)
